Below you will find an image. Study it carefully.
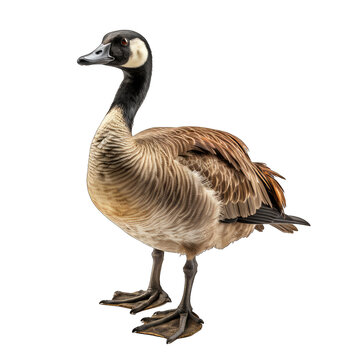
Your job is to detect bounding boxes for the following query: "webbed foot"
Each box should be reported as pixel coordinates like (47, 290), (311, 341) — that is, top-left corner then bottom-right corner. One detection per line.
(133, 308), (203, 343)
(100, 288), (171, 314)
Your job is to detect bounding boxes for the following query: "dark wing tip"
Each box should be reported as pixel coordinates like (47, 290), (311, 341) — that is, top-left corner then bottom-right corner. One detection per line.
(221, 205), (310, 227)
(286, 215), (310, 226)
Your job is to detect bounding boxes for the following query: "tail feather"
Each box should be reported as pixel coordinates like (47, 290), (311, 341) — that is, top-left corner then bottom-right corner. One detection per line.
(221, 204), (310, 227)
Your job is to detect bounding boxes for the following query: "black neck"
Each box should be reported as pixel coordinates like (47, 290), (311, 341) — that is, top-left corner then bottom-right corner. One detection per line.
(110, 59), (152, 132)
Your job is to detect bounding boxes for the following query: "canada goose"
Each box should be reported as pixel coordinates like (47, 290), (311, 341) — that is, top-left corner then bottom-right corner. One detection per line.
(77, 30), (309, 343)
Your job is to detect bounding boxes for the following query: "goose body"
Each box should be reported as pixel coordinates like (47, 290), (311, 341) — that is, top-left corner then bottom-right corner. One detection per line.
(88, 107), (255, 256)
(78, 30), (309, 343)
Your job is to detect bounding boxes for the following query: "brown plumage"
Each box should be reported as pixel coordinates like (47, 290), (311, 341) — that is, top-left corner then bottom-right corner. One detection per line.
(87, 108), (308, 258)
(79, 29), (309, 343)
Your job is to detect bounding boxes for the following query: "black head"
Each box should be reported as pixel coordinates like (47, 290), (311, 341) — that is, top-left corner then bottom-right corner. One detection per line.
(77, 30), (151, 70)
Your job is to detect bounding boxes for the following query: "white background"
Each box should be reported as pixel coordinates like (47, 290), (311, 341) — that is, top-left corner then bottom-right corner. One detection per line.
(1, 0), (359, 359)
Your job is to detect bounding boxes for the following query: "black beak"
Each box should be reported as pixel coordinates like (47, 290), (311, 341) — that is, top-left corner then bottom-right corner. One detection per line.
(77, 43), (114, 65)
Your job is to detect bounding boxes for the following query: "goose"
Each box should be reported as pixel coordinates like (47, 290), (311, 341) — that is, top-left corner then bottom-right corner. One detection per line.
(77, 30), (310, 343)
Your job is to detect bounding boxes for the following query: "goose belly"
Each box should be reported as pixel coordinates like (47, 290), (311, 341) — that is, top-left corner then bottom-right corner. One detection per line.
(87, 164), (222, 257)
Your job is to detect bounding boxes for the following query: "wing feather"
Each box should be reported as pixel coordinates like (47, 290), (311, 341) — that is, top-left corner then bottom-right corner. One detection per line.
(135, 126), (286, 220)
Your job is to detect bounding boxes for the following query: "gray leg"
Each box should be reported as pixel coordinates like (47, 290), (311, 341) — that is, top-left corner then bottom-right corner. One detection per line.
(148, 249), (164, 291)
(133, 257), (203, 343)
(100, 249), (171, 314)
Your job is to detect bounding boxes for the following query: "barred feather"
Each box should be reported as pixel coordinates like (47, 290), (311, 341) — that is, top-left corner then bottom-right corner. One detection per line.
(88, 108), (308, 257)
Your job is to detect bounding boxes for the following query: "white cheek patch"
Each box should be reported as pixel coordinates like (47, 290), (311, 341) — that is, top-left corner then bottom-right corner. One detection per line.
(122, 38), (148, 68)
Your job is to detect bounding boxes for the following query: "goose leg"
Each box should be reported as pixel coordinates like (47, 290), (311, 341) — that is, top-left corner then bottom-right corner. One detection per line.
(133, 257), (203, 343)
(100, 249), (171, 314)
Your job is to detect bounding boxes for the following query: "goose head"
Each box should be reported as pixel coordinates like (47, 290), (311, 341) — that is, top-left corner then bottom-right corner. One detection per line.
(77, 30), (151, 70)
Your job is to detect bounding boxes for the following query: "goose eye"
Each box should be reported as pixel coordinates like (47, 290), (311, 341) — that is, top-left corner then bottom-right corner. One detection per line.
(121, 38), (129, 46)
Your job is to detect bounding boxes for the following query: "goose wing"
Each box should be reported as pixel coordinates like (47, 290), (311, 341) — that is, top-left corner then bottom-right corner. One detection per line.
(135, 126), (287, 222)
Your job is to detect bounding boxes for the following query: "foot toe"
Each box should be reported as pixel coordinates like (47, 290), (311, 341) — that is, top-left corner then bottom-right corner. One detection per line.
(99, 300), (110, 305)
(166, 313), (187, 344)
(140, 316), (152, 322)
(189, 311), (204, 324)
(132, 325), (144, 333)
